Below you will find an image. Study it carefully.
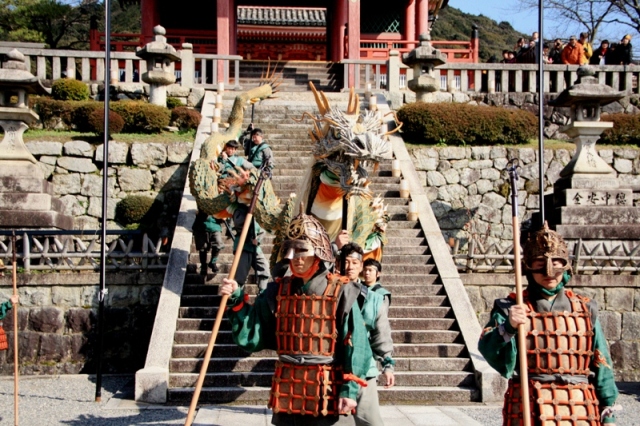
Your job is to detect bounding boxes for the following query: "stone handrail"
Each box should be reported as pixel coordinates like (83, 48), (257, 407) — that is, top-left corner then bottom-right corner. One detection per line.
(0, 230), (168, 272)
(0, 46), (242, 89)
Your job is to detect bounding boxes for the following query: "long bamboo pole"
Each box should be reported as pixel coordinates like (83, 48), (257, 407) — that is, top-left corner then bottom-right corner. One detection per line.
(507, 159), (531, 426)
(184, 166), (270, 426)
(12, 232), (19, 426)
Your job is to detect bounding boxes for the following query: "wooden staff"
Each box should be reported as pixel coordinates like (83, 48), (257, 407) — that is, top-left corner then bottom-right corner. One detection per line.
(507, 159), (531, 426)
(184, 164), (271, 426)
(12, 231), (19, 426)
(340, 195), (348, 275)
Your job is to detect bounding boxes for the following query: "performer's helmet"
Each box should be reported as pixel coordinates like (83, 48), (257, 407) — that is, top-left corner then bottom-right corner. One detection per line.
(523, 222), (572, 276)
(281, 204), (334, 262)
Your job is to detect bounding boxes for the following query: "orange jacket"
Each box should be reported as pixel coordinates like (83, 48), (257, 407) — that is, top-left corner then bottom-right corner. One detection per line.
(561, 42), (585, 65)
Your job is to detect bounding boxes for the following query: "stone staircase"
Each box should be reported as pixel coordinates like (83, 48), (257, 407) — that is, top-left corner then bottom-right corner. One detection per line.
(166, 95), (480, 405)
(232, 60), (343, 92)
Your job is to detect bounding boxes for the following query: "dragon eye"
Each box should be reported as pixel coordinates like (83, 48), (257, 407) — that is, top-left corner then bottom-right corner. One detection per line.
(333, 128), (341, 139)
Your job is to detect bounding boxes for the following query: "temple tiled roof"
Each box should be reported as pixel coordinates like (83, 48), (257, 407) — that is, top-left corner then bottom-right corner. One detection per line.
(237, 6), (326, 27)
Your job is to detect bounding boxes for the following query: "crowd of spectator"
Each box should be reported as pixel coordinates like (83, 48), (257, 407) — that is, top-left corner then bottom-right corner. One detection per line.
(500, 31), (633, 65)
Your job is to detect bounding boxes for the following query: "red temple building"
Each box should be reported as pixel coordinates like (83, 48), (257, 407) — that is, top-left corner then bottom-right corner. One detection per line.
(103, 0), (477, 63)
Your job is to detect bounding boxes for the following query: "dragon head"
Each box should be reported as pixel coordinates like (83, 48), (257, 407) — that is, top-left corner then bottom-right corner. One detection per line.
(303, 83), (392, 198)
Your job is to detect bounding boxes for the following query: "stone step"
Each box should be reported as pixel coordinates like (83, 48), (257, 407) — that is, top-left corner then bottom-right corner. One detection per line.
(392, 343), (466, 358)
(169, 356), (472, 374)
(173, 328), (459, 346)
(172, 344), (276, 359)
(170, 372), (273, 388)
(167, 385), (480, 405)
(178, 305), (450, 320)
(389, 318), (456, 331)
(392, 371), (475, 387)
(377, 386), (480, 403)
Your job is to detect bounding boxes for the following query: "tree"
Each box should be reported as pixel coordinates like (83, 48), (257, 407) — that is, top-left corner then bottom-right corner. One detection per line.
(515, 0), (617, 42)
(610, 1), (640, 35)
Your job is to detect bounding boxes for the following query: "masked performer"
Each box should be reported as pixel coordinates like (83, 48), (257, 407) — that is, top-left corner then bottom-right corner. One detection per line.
(478, 223), (620, 425)
(219, 208), (371, 426)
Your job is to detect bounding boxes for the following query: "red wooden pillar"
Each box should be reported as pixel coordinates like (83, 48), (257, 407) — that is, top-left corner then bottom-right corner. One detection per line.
(404, 0), (416, 50)
(416, 0), (429, 37)
(347, 0), (360, 87)
(230, 1), (237, 55)
(331, 0), (348, 62)
(217, 0), (231, 80)
(140, 0), (160, 43)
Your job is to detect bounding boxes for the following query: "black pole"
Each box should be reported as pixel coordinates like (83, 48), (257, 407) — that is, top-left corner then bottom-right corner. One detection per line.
(95, 0), (111, 403)
(537, 0), (545, 227)
(340, 197), (348, 276)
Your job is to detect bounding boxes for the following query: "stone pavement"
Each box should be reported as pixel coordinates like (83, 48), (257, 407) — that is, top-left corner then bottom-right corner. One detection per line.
(1, 375), (640, 425)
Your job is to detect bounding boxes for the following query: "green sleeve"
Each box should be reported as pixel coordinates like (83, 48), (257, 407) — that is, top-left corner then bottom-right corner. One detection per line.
(590, 318), (619, 422)
(225, 287), (275, 353)
(338, 305), (372, 400)
(0, 300), (12, 321)
(478, 307), (518, 379)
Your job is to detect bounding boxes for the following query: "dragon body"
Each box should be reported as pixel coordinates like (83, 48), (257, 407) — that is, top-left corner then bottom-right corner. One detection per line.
(189, 81), (392, 265)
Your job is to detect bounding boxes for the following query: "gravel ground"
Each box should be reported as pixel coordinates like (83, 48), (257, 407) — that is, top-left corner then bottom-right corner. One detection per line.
(0, 375), (639, 425)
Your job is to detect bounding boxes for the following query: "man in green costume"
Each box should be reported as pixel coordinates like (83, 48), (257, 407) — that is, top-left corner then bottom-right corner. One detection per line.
(219, 208), (371, 426)
(478, 223), (620, 425)
(340, 243), (394, 426)
(247, 128), (274, 175)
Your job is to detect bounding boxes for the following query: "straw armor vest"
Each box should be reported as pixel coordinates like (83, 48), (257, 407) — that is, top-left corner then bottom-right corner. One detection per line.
(269, 273), (346, 416)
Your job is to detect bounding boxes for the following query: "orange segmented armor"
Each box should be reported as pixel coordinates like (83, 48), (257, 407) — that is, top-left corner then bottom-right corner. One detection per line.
(274, 274), (344, 356)
(269, 273), (347, 416)
(504, 290), (600, 425)
(524, 290), (595, 376)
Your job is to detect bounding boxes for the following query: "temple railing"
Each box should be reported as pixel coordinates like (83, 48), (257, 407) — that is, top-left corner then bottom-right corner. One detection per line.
(0, 46), (242, 90)
(452, 238), (640, 274)
(0, 230), (169, 272)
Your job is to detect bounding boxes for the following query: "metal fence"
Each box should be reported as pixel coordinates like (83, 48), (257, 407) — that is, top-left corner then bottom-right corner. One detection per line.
(0, 230), (169, 272)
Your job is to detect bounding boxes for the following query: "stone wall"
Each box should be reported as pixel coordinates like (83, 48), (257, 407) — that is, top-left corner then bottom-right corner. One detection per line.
(463, 274), (640, 381)
(24, 139), (193, 231)
(0, 271), (163, 375)
(410, 145), (640, 250)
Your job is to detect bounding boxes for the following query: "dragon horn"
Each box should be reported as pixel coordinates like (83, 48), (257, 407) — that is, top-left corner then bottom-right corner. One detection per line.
(347, 87), (359, 115)
(309, 82), (329, 115)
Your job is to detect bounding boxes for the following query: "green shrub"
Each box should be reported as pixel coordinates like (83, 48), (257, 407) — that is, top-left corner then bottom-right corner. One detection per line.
(110, 101), (171, 133)
(33, 97), (74, 129)
(166, 97), (183, 109)
(51, 79), (90, 101)
(71, 101), (102, 132)
(397, 102), (538, 145)
(171, 106), (201, 130)
(600, 113), (640, 146)
(115, 195), (162, 226)
(87, 108), (125, 135)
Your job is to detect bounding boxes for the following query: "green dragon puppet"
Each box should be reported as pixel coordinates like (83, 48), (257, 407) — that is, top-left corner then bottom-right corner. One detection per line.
(189, 77), (394, 265)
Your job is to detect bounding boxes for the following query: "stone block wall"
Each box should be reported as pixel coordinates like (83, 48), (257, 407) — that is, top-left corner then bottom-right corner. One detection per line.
(410, 145), (640, 250)
(0, 271), (163, 375)
(463, 274), (640, 381)
(24, 139), (193, 231)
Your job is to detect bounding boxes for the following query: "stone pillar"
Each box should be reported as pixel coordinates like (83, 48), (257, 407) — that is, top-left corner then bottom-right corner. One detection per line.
(416, 0), (429, 37)
(387, 50), (401, 93)
(405, 0), (416, 50)
(0, 49), (73, 229)
(217, 0), (231, 79)
(347, 0), (360, 87)
(180, 43), (194, 89)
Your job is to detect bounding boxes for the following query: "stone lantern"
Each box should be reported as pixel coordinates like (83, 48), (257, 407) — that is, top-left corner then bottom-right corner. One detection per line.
(0, 49), (73, 229)
(136, 25), (181, 106)
(402, 34), (447, 102)
(549, 66), (638, 238)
